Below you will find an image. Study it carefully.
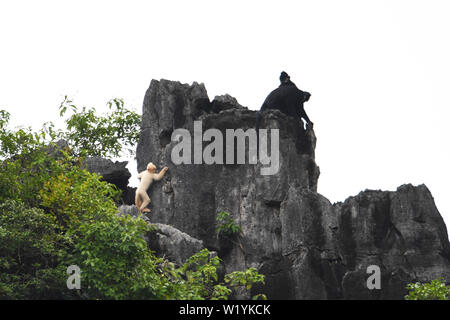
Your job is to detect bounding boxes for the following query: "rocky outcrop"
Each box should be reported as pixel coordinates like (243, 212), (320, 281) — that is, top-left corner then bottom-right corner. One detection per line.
(146, 223), (205, 265)
(83, 157), (136, 204)
(335, 185), (450, 299)
(134, 79), (449, 299)
(83, 157), (131, 189)
(118, 205), (205, 265)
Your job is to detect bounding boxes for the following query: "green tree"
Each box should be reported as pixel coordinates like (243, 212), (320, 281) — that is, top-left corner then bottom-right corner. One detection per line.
(0, 200), (74, 299)
(58, 96), (141, 157)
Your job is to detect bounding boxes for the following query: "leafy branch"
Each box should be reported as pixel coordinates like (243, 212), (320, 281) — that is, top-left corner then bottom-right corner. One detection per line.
(216, 211), (241, 237)
(405, 278), (450, 300)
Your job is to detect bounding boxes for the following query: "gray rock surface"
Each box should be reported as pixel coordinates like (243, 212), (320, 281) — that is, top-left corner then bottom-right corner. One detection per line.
(117, 204), (141, 218)
(335, 185), (450, 299)
(83, 157), (135, 205)
(147, 223), (205, 265)
(117, 205), (205, 265)
(83, 157), (131, 189)
(135, 79), (450, 299)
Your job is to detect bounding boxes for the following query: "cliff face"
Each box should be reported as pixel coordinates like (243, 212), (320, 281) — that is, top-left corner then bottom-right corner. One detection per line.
(132, 79), (449, 299)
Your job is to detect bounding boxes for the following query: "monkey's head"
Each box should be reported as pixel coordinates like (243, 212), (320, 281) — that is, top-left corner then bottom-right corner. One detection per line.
(146, 162), (157, 173)
(303, 91), (311, 102)
(280, 71), (290, 84)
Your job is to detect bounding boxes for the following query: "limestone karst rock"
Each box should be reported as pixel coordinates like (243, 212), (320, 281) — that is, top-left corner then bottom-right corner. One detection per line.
(146, 223), (206, 266)
(83, 157), (131, 189)
(131, 79), (449, 299)
(118, 204), (206, 266)
(83, 157), (136, 204)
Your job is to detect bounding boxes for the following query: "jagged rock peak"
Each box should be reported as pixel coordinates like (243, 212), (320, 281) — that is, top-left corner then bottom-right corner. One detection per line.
(82, 156), (131, 189)
(131, 78), (449, 300)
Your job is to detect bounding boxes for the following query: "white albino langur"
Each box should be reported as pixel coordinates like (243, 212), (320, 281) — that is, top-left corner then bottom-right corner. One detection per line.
(135, 162), (168, 213)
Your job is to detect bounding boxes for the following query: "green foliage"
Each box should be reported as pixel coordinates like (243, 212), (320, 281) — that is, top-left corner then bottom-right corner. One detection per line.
(225, 268), (265, 291)
(216, 211), (242, 236)
(0, 200), (74, 299)
(72, 214), (162, 299)
(178, 249), (222, 299)
(39, 169), (121, 228)
(155, 249), (265, 300)
(0, 104), (267, 300)
(405, 278), (450, 300)
(0, 110), (49, 159)
(224, 268), (267, 300)
(59, 96), (141, 157)
(0, 141), (71, 207)
(0, 97), (137, 205)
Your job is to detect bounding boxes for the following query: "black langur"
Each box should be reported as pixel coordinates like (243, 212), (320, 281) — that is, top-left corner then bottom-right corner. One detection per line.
(257, 71), (313, 129)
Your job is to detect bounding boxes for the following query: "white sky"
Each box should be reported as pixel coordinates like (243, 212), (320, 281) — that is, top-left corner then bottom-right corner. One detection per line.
(1, 1), (449, 235)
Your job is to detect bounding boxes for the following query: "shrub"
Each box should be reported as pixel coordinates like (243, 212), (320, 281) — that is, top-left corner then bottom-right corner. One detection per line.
(0, 200), (74, 299)
(216, 211), (241, 236)
(58, 97), (140, 157)
(405, 278), (450, 300)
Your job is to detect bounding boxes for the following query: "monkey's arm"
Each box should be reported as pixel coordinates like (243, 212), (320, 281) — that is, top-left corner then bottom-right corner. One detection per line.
(137, 171), (145, 180)
(298, 105), (313, 127)
(299, 90), (312, 125)
(303, 91), (311, 102)
(153, 167), (168, 181)
(299, 107), (311, 123)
